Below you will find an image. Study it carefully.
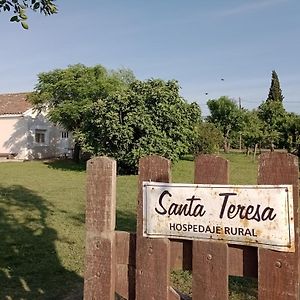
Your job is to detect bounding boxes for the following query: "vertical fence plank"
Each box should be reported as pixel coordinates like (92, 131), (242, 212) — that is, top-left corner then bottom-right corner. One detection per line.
(258, 153), (299, 300)
(84, 157), (116, 300)
(116, 231), (136, 300)
(170, 240), (192, 271)
(228, 245), (258, 277)
(193, 155), (229, 300)
(136, 155), (171, 300)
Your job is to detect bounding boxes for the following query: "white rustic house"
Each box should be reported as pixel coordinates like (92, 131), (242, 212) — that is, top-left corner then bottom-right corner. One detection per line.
(0, 93), (73, 160)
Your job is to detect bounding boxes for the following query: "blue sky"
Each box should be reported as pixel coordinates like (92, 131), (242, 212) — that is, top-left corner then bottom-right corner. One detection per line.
(1, 0), (299, 116)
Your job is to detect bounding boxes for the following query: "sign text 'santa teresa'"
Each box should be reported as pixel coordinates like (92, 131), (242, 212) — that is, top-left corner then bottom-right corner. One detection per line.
(143, 182), (295, 252)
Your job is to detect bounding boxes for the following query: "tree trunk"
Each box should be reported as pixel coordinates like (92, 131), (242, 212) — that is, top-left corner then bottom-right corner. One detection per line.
(223, 129), (230, 153)
(73, 142), (81, 163)
(223, 139), (229, 153)
(239, 133), (242, 151)
(246, 147), (250, 156)
(259, 142), (262, 154)
(287, 135), (293, 153)
(253, 143), (258, 160)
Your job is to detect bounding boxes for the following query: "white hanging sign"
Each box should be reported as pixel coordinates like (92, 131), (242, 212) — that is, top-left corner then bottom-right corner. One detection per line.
(143, 182), (295, 252)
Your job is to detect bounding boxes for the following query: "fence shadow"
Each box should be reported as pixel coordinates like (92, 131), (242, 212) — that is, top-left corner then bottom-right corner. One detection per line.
(116, 210), (136, 232)
(229, 276), (258, 299)
(44, 159), (86, 172)
(0, 185), (82, 299)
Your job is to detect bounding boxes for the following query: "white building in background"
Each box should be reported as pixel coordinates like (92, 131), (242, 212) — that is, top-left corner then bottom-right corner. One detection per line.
(0, 93), (73, 160)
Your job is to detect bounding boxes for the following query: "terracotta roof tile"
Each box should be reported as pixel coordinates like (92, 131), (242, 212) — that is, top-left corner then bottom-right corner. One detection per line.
(0, 93), (32, 115)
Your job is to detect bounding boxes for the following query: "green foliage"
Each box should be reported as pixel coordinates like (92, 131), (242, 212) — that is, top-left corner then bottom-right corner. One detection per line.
(79, 79), (202, 173)
(258, 98), (287, 150)
(0, 0), (57, 29)
(242, 110), (264, 151)
(30, 64), (130, 114)
(29, 64), (134, 161)
(109, 68), (136, 85)
(281, 112), (300, 155)
(29, 69), (201, 172)
(207, 96), (243, 152)
(257, 71), (288, 150)
(267, 70), (284, 102)
(191, 122), (223, 155)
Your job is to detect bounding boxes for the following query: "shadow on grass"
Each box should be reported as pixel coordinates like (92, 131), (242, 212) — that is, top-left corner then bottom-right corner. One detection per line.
(70, 212), (86, 226)
(116, 210), (136, 232)
(179, 155), (194, 162)
(229, 276), (258, 300)
(68, 209), (136, 234)
(0, 185), (83, 299)
(44, 159), (86, 172)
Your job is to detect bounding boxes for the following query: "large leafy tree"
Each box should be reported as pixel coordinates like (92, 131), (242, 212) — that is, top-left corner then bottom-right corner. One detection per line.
(0, 0), (57, 29)
(281, 112), (300, 155)
(207, 96), (243, 152)
(29, 64), (134, 162)
(78, 79), (201, 173)
(190, 122), (223, 156)
(241, 110), (264, 158)
(257, 100), (286, 150)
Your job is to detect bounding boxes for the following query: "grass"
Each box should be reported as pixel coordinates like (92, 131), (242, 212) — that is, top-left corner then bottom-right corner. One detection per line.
(0, 161), (85, 299)
(229, 276), (258, 300)
(219, 153), (258, 185)
(0, 153), (259, 299)
(171, 269), (258, 300)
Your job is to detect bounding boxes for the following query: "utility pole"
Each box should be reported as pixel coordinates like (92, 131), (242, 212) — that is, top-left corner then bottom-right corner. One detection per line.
(239, 97), (242, 151)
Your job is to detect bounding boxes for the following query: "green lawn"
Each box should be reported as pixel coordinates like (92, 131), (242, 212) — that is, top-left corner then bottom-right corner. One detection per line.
(0, 161), (86, 299)
(0, 153), (258, 299)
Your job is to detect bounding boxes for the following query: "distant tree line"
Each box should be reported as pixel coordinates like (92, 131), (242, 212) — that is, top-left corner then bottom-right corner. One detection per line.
(206, 70), (300, 158)
(29, 66), (300, 173)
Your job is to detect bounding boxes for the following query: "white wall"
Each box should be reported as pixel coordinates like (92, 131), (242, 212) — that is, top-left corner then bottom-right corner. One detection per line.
(0, 115), (28, 156)
(0, 110), (73, 159)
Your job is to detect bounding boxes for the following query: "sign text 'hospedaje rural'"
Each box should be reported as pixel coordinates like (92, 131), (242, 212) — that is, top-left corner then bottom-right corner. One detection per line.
(142, 182), (295, 252)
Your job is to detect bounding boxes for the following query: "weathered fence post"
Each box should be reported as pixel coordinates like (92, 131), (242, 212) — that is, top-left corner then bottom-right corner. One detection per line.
(135, 155), (171, 300)
(258, 153), (299, 300)
(192, 155), (229, 300)
(84, 157), (116, 300)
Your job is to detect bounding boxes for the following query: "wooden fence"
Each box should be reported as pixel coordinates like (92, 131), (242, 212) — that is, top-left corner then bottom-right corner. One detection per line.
(84, 153), (299, 300)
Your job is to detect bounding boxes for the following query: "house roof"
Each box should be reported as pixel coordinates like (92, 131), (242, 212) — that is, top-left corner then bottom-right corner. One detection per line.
(0, 93), (32, 115)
